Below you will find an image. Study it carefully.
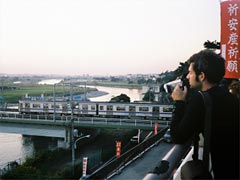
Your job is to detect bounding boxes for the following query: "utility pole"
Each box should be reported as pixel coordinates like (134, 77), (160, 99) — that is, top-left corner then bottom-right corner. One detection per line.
(70, 83), (75, 176)
(0, 78), (3, 108)
(84, 81), (87, 101)
(53, 83), (56, 121)
(62, 83), (65, 98)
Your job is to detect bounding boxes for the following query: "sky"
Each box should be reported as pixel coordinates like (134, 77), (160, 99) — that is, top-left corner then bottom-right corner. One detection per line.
(0, 0), (221, 76)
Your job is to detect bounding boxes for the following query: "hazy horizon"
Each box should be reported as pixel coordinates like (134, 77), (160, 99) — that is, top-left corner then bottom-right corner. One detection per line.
(0, 0), (221, 76)
(0, 72), (168, 77)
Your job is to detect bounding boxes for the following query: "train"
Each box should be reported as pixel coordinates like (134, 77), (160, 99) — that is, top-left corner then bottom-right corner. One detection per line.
(18, 98), (174, 120)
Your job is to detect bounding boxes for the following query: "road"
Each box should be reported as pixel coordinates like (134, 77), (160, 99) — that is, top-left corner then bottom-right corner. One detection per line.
(110, 141), (174, 180)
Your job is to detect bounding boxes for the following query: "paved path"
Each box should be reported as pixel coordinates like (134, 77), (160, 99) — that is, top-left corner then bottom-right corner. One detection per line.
(110, 142), (174, 180)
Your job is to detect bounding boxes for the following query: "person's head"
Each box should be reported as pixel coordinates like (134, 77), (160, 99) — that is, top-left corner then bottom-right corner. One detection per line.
(186, 49), (225, 90)
(229, 80), (240, 98)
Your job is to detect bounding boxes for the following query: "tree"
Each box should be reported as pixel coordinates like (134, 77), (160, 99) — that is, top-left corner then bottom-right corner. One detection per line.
(142, 90), (155, 102)
(110, 94), (130, 102)
(110, 76), (121, 82)
(137, 78), (146, 84)
(204, 40), (220, 50)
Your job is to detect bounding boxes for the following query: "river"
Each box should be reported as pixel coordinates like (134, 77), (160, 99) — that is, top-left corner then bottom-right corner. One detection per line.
(88, 85), (148, 102)
(0, 84), (148, 169)
(38, 79), (63, 85)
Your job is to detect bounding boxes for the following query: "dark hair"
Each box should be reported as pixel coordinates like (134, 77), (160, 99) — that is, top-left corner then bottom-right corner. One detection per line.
(188, 49), (225, 84)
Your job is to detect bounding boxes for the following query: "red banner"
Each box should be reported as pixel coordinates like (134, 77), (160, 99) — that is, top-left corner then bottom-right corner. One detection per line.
(116, 141), (121, 158)
(221, 0), (240, 79)
(154, 122), (158, 135)
(82, 157), (88, 177)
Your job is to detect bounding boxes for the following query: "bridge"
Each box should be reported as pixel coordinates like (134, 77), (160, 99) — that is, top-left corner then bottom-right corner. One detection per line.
(0, 111), (170, 148)
(0, 111), (192, 180)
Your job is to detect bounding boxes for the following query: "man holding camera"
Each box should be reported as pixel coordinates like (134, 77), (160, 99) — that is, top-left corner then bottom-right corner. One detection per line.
(170, 49), (239, 179)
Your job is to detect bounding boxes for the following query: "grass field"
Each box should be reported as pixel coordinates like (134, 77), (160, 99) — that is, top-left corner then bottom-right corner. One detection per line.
(0, 84), (96, 103)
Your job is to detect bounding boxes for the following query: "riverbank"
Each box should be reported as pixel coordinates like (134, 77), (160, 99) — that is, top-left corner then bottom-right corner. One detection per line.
(0, 84), (98, 103)
(0, 85), (147, 176)
(1, 83), (141, 104)
(87, 82), (142, 88)
(86, 90), (108, 99)
(66, 80), (143, 89)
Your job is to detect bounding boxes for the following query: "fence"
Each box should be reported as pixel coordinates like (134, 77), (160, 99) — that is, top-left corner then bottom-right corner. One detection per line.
(0, 112), (170, 130)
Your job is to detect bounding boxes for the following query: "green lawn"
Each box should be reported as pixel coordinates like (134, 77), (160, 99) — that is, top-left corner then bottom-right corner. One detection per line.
(0, 84), (96, 103)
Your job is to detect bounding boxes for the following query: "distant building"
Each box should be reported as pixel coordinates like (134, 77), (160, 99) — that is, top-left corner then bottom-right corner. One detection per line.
(149, 84), (172, 104)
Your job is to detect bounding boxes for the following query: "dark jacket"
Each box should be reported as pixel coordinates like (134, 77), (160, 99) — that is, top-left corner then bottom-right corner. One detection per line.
(170, 85), (239, 179)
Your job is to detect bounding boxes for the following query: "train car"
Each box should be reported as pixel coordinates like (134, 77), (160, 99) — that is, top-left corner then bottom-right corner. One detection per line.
(98, 102), (129, 117)
(160, 105), (174, 119)
(19, 99), (173, 120)
(90, 102), (173, 120)
(19, 100), (71, 114)
(76, 101), (98, 116)
(132, 103), (173, 119)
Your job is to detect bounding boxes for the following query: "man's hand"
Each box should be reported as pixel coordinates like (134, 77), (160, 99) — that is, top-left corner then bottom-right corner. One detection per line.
(171, 84), (188, 101)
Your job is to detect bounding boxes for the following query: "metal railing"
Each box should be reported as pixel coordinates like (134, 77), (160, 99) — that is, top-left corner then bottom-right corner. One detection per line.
(85, 128), (168, 180)
(142, 141), (192, 180)
(0, 112), (170, 130)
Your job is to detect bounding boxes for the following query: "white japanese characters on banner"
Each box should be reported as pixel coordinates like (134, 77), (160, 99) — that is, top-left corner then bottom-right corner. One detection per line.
(116, 141), (121, 158)
(221, 0), (240, 79)
(82, 157), (88, 177)
(154, 122), (158, 135)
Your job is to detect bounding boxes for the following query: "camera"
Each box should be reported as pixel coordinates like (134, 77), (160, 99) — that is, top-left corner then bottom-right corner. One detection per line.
(163, 61), (190, 94)
(163, 79), (182, 93)
(163, 76), (190, 94)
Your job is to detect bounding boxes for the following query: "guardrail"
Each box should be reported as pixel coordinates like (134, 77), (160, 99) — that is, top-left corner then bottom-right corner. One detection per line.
(142, 141), (192, 180)
(0, 112), (170, 130)
(85, 128), (168, 180)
